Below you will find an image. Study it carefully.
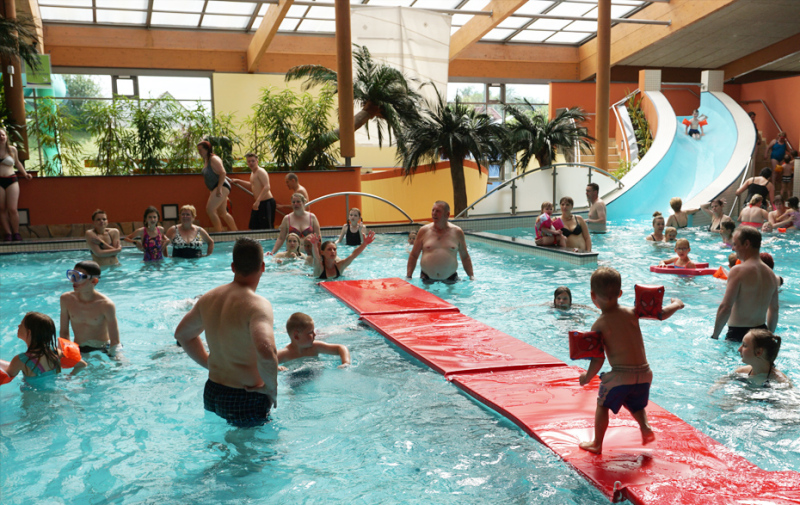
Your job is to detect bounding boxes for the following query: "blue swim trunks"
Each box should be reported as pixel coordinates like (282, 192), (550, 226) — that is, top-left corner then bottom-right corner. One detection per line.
(597, 364), (652, 414)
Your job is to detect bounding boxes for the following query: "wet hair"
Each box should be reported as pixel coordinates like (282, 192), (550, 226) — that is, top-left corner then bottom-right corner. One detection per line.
(553, 286), (572, 305)
(286, 172), (299, 182)
(74, 260), (101, 277)
(286, 312), (314, 337)
(285, 232), (302, 253)
(197, 140), (213, 156)
(669, 197), (682, 212)
(245, 152), (257, 160)
(292, 192), (307, 204)
(652, 211), (664, 226)
(749, 329), (782, 380)
(590, 266), (621, 300)
(180, 204), (197, 218)
(720, 219), (736, 234)
(749, 194), (763, 206)
(759, 167), (772, 179)
(587, 182), (599, 193)
(759, 252), (774, 270)
(541, 201), (554, 212)
(349, 208), (361, 219)
(675, 238), (690, 249)
(711, 198), (724, 208)
(143, 205), (160, 222)
(21, 312), (60, 373)
(434, 200), (451, 216)
(92, 209), (107, 221)
(728, 252), (738, 268)
(232, 237), (264, 276)
(787, 196), (799, 210)
(736, 226), (762, 250)
(664, 226), (677, 238)
(560, 196), (574, 206)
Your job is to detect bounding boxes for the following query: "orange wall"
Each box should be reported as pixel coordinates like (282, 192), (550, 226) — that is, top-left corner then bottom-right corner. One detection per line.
(549, 82), (636, 140)
(19, 170), (361, 229)
(738, 75), (800, 153)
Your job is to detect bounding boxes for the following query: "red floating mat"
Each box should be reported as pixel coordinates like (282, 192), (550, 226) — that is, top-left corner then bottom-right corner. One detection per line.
(361, 311), (566, 377)
(319, 278), (459, 315)
(649, 264), (717, 276)
(452, 367), (800, 504)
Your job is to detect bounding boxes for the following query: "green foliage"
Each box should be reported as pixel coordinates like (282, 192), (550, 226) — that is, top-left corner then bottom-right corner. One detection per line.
(204, 113), (242, 173)
(0, 15), (41, 72)
(62, 75), (102, 121)
(131, 100), (171, 174)
(504, 103), (594, 170)
(82, 99), (136, 175)
(246, 87), (338, 170)
(26, 97), (84, 176)
(613, 159), (633, 180)
(626, 93), (653, 158)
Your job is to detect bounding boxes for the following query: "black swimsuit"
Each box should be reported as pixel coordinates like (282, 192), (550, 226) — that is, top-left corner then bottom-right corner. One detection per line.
(562, 222), (583, 237)
(345, 226), (362, 246)
(318, 264), (341, 280)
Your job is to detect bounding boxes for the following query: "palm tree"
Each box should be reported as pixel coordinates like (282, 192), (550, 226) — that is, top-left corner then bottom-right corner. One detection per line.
(504, 103), (594, 171)
(285, 44), (421, 169)
(397, 92), (507, 215)
(0, 15), (40, 72)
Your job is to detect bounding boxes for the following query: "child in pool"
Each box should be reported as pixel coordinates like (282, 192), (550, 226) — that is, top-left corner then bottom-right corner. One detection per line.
(274, 232), (305, 264)
(552, 286), (597, 313)
(302, 236), (315, 265)
(659, 238), (696, 268)
(578, 267), (684, 454)
(535, 202), (566, 247)
(277, 313), (350, 370)
(663, 227), (677, 242)
(335, 208), (368, 246)
(0, 312), (86, 381)
(125, 206), (170, 261)
(735, 329), (789, 386)
(720, 219), (735, 247)
(684, 109), (707, 140)
(728, 252), (739, 268)
(407, 230), (418, 245)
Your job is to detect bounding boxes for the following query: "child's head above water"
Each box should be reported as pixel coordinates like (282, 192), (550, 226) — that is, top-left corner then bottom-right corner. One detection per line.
(285, 232), (302, 253)
(541, 201), (554, 215)
(553, 286), (572, 310)
(674, 238), (690, 254)
(408, 230), (418, 244)
(664, 227), (677, 241)
(740, 329), (782, 377)
(590, 266), (621, 309)
(286, 312), (315, 348)
(728, 252), (739, 268)
(19, 312), (60, 370)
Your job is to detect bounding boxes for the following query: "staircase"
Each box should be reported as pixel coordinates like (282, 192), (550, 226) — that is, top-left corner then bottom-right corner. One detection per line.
(580, 139), (621, 175)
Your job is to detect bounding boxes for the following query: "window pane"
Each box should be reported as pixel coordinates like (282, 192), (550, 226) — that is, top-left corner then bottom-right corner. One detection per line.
(39, 7), (93, 22)
(509, 30), (554, 43)
(202, 15), (250, 29)
(138, 76), (211, 101)
(447, 83), (484, 102)
(205, 1), (257, 15)
(153, 0), (204, 13)
(97, 9), (147, 24)
(151, 12), (201, 26)
(506, 84), (549, 105)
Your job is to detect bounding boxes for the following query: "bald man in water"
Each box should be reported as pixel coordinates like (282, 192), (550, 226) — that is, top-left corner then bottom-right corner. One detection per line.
(407, 201), (474, 283)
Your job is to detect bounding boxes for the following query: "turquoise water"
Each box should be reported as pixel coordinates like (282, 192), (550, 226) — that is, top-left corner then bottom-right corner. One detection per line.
(1, 223), (799, 504)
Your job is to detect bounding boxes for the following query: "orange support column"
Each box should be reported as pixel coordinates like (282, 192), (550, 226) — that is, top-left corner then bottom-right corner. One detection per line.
(335, 0), (355, 165)
(1, 0), (30, 160)
(594, 0), (611, 171)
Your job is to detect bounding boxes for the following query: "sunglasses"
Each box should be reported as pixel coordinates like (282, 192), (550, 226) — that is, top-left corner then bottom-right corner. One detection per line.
(66, 270), (98, 283)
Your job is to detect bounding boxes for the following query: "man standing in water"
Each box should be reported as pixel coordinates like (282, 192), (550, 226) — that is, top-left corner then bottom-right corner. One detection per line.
(231, 153), (276, 230)
(175, 237), (278, 427)
(711, 227), (779, 342)
(85, 209), (122, 266)
(585, 183), (607, 233)
(407, 201), (474, 283)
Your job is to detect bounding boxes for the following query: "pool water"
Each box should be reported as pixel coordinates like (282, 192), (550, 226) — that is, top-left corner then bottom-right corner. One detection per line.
(1, 222), (799, 504)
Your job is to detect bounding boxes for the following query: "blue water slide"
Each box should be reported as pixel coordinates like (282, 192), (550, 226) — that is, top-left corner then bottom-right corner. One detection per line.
(606, 91), (755, 222)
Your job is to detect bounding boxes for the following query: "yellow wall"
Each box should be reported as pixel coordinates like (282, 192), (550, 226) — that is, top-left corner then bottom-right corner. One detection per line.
(212, 72), (400, 168)
(361, 162), (488, 223)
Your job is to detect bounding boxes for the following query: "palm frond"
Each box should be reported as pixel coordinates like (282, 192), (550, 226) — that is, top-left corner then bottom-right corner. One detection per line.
(284, 65), (338, 92)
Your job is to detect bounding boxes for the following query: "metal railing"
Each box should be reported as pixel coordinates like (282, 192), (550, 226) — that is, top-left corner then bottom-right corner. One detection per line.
(740, 99), (794, 152)
(304, 192), (415, 223)
(456, 162), (624, 219)
(610, 88), (639, 163)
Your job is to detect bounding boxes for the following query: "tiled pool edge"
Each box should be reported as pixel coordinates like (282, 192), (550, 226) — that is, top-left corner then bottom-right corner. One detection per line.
(465, 231), (598, 266)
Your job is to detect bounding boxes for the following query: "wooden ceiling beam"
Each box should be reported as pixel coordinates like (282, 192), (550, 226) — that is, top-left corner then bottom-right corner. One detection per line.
(246, 0), (293, 72)
(578, 0), (736, 81)
(449, 0), (527, 61)
(17, 0), (45, 53)
(719, 32), (800, 81)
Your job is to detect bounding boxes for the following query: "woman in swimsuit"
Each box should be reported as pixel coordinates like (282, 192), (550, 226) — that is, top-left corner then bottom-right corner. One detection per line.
(738, 194), (769, 228)
(646, 211), (665, 241)
(335, 208), (368, 246)
(764, 132), (788, 186)
(558, 196), (591, 252)
(274, 232), (305, 264)
(700, 198), (725, 232)
(166, 205), (214, 258)
(734, 329), (789, 387)
(0, 312), (86, 382)
(736, 167), (773, 210)
(269, 192), (321, 255)
(773, 196), (800, 230)
(198, 140), (237, 233)
(126, 206), (170, 261)
(309, 231), (375, 280)
(0, 127), (32, 242)
(665, 197), (699, 228)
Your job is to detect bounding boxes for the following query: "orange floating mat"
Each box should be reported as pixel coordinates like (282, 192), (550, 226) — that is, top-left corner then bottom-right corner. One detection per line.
(452, 367), (800, 504)
(318, 278), (459, 315)
(361, 311), (565, 377)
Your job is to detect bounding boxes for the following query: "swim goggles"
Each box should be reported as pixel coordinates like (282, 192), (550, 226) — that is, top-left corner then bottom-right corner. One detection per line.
(66, 270), (98, 283)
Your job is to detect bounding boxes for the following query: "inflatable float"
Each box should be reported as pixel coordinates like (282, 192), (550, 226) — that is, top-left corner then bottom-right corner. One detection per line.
(649, 262), (718, 276)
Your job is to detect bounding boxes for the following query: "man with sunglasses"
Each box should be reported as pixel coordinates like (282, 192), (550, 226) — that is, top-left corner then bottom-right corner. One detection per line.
(60, 261), (121, 356)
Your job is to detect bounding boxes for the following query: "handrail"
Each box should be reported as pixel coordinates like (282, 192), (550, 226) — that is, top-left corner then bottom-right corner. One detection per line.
(305, 192), (415, 224)
(227, 177), (287, 216)
(455, 162), (624, 219)
(610, 88), (639, 109)
(740, 99), (794, 152)
(611, 88), (639, 163)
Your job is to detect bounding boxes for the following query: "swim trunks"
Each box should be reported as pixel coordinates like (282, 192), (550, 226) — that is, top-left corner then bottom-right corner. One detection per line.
(726, 323), (768, 342)
(597, 364), (652, 414)
(249, 198), (276, 230)
(203, 379), (271, 428)
(79, 343), (110, 354)
(688, 129), (700, 136)
(421, 271), (458, 284)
